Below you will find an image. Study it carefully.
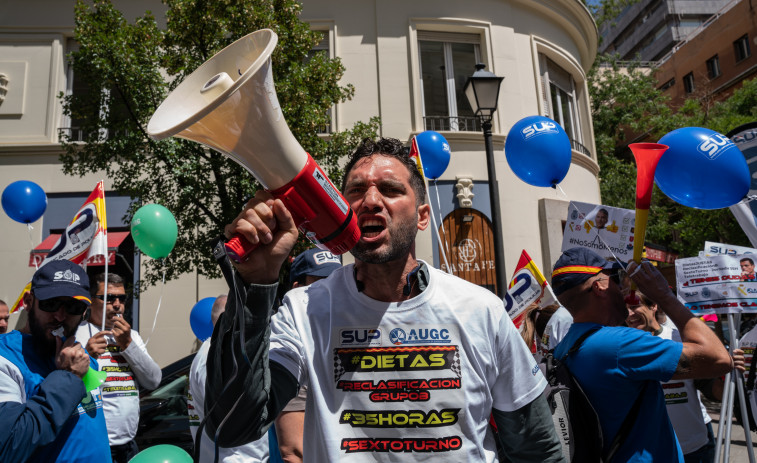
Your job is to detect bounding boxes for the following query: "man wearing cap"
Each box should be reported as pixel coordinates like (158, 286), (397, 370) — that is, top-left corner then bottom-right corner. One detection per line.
(0, 260), (111, 462)
(75, 273), (161, 463)
(551, 247), (732, 462)
(274, 248), (342, 463)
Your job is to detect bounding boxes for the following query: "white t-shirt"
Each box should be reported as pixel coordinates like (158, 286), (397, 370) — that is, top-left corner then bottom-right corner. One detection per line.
(741, 325), (757, 385)
(535, 306), (573, 362)
(659, 325), (710, 455)
(75, 322), (161, 445)
(188, 340), (269, 462)
(269, 263), (547, 462)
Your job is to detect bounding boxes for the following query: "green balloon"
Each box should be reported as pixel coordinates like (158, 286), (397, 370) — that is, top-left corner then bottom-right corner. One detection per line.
(129, 444), (192, 463)
(131, 204), (178, 259)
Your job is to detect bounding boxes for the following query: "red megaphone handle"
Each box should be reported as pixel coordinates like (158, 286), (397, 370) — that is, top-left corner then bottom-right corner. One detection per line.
(224, 193), (309, 263)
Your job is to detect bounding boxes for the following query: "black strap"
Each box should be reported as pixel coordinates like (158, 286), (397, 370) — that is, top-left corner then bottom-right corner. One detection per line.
(560, 326), (601, 363)
(561, 326), (647, 462)
(604, 382), (647, 462)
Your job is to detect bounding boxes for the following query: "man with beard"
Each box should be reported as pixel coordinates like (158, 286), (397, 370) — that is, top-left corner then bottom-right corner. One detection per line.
(0, 260), (111, 462)
(205, 137), (563, 462)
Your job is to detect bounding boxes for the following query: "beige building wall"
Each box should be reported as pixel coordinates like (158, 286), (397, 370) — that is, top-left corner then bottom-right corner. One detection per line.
(0, 0), (600, 366)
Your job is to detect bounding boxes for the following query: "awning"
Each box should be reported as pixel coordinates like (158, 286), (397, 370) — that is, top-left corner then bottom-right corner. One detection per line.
(29, 231), (130, 267)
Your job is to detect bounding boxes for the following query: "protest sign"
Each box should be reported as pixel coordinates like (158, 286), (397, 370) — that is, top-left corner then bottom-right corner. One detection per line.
(676, 254), (757, 315)
(702, 241), (757, 257)
(561, 201), (635, 261)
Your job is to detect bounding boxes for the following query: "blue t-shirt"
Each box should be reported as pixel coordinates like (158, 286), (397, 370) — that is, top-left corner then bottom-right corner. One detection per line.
(0, 331), (111, 462)
(554, 323), (684, 462)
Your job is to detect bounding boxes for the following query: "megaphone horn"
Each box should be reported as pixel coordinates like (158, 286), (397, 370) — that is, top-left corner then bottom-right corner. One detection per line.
(147, 29), (360, 262)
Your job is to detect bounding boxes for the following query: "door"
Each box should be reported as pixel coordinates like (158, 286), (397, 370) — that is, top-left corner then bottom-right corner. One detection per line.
(438, 208), (497, 294)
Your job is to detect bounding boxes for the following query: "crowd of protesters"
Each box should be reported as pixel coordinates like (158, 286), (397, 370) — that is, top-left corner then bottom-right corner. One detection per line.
(0, 137), (753, 463)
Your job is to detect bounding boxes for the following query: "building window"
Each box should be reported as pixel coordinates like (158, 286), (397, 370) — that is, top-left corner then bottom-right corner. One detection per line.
(659, 78), (675, 91)
(539, 54), (587, 155)
(706, 55), (721, 79)
(307, 30), (332, 134)
(683, 72), (695, 94)
(61, 39), (130, 142)
(418, 32), (481, 132)
(306, 30), (329, 62)
(734, 34), (751, 62)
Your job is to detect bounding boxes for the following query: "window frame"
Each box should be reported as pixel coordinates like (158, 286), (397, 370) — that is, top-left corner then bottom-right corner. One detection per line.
(683, 72), (695, 94)
(538, 52), (586, 155)
(417, 31), (482, 132)
(734, 34), (751, 63)
(706, 55), (721, 79)
(307, 22), (336, 134)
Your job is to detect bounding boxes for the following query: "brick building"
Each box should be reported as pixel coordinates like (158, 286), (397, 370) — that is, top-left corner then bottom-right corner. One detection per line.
(654, 0), (757, 107)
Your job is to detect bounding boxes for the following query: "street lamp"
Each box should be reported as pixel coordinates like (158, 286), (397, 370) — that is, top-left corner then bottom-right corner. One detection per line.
(464, 63), (506, 297)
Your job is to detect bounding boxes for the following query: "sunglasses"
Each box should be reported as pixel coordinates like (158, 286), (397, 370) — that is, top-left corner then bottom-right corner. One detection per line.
(602, 268), (628, 286)
(95, 294), (127, 304)
(37, 297), (88, 316)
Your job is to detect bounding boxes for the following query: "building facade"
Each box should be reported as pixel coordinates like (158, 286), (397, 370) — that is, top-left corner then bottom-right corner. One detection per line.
(1, 0), (601, 365)
(599, 0), (732, 62)
(653, 0), (757, 107)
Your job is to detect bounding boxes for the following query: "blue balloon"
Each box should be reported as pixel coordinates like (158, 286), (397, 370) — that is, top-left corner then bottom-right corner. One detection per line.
(189, 297), (216, 341)
(505, 116), (572, 187)
(656, 127), (750, 209)
(414, 131), (451, 180)
(1, 180), (47, 224)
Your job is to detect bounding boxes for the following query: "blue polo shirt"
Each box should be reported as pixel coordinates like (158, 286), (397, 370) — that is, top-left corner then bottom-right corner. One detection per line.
(554, 323), (684, 462)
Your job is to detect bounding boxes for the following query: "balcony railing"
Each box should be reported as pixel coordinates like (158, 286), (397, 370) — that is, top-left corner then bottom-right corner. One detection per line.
(423, 116), (481, 132)
(58, 127), (130, 142)
(570, 139), (591, 157)
(422, 116), (593, 157)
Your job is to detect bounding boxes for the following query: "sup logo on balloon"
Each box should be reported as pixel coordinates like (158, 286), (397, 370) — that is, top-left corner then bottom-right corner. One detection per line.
(521, 121), (560, 140)
(656, 127), (749, 210)
(696, 133), (732, 160)
(505, 116), (571, 188)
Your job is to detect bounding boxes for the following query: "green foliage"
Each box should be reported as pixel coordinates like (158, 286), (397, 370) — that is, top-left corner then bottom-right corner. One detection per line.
(589, 50), (755, 258)
(60, 0), (379, 287)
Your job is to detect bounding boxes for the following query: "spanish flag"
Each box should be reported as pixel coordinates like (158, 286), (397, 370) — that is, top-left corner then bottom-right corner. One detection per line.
(11, 182), (107, 312)
(408, 136), (426, 178)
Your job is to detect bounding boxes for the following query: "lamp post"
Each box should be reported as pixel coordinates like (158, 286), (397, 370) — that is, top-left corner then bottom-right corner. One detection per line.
(464, 64), (506, 297)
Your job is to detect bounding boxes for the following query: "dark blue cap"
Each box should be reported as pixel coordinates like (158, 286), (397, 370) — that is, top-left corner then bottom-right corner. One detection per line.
(31, 260), (91, 305)
(551, 247), (623, 296)
(289, 249), (342, 285)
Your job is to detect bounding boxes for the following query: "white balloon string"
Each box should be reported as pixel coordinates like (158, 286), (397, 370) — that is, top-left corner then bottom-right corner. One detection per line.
(554, 185), (626, 268)
(143, 262), (167, 347)
(430, 179), (451, 273)
(27, 224), (38, 270)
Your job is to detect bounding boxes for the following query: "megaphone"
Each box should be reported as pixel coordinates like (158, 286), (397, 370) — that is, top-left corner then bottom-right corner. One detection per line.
(147, 29), (359, 262)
